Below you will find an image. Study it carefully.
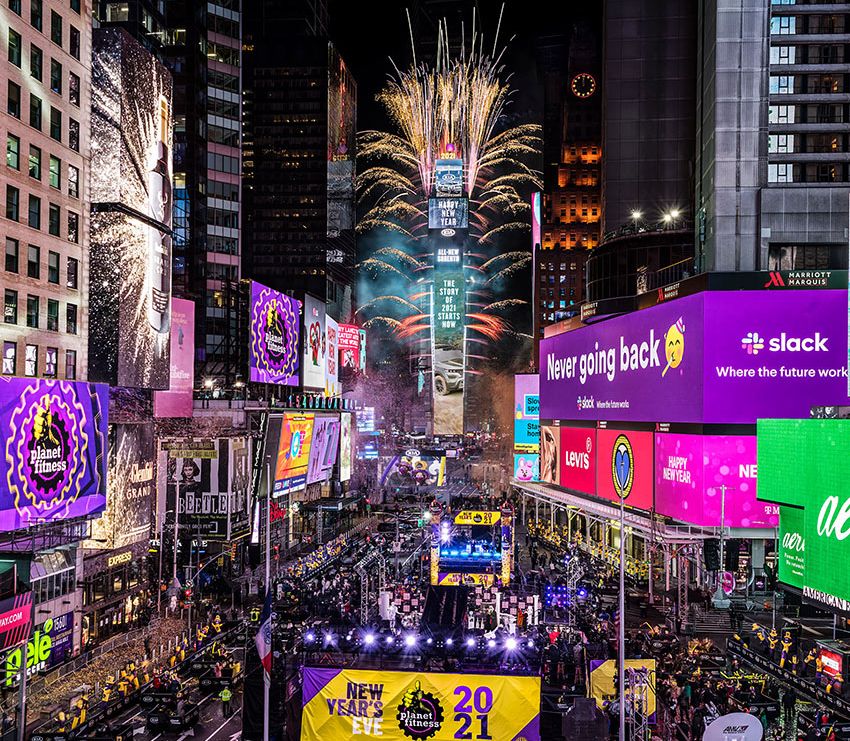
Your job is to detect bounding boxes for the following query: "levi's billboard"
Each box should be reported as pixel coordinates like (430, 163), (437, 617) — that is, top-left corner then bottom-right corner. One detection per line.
(759, 419), (850, 609)
(540, 290), (850, 424)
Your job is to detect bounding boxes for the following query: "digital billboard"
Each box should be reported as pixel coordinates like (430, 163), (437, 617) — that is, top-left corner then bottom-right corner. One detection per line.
(0, 593), (32, 651)
(301, 668), (540, 741)
(513, 453), (539, 482)
(531, 191), (541, 249)
(655, 434), (776, 528)
(0, 379), (108, 530)
(89, 29), (173, 389)
(339, 412), (353, 482)
(595, 429), (653, 511)
(274, 414), (315, 495)
(433, 269), (465, 435)
(513, 374), (539, 453)
(759, 419), (850, 609)
(4, 608), (72, 687)
(325, 317), (340, 397)
(307, 414), (339, 485)
(249, 282), (301, 385)
(539, 425), (560, 485)
(380, 452), (446, 488)
(154, 297), (195, 418)
(540, 290), (850, 424)
(559, 426), (596, 495)
(434, 159), (464, 197)
(429, 197), (469, 230)
(159, 437), (251, 540)
(303, 295), (327, 391)
(359, 329), (367, 372)
(339, 324), (360, 370)
(327, 45), (356, 237)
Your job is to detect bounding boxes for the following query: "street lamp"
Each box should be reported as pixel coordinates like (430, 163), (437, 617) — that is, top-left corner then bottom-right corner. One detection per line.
(630, 209), (642, 221)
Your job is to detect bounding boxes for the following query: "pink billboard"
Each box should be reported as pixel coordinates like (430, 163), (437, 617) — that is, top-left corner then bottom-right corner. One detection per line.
(655, 433), (778, 528)
(559, 427), (595, 495)
(154, 298), (195, 418)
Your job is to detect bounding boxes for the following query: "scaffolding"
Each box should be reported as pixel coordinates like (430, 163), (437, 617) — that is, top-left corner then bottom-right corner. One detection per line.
(355, 549), (387, 624)
(624, 666), (654, 741)
(563, 554), (584, 627)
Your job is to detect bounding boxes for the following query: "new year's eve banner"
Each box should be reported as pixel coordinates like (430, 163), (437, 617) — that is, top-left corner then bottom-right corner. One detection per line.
(0, 379), (108, 529)
(249, 282), (301, 385)
(301, 668), (540, 741)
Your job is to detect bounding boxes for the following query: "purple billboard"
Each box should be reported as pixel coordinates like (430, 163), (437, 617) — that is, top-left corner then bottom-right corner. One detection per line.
(249, 282), (301, 385)
(655, 434), (778, 529)
(541, 290), (850, 424)
(154, 297), (195, 418)
(0, 379), (108, 530)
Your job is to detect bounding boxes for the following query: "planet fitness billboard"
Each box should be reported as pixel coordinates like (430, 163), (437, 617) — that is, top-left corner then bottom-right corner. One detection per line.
(655, 434), (777, 528)
(301, 667), (540, 741)
(759, 419), (850, 610)
(0, 379), (108, 529)
(540, 290), (850, 424)
(249, 282), (301, 385)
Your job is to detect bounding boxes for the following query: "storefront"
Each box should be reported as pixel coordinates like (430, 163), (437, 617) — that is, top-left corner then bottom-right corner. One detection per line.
(81, 541), (149, 647)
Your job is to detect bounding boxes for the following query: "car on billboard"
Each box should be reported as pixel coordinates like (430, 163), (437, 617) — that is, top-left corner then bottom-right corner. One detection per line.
(434, 346), (463, 395)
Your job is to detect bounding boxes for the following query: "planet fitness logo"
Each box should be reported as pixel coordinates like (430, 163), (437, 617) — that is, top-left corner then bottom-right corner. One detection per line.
(250, 288), (299, 382)
(396, 682), (444, 740)
(7, 382), (89, 521)
(611, 434), (634, 499)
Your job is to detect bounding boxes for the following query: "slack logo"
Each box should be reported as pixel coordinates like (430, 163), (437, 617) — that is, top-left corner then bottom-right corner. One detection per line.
(741, 331), (829, 355)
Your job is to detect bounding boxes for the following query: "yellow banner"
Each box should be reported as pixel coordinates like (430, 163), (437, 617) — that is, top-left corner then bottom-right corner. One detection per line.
(436, 572), (496, 587)
(588, 659), (656, 719)
(453, 511), (500, 526)
(301, 668), (540, 741)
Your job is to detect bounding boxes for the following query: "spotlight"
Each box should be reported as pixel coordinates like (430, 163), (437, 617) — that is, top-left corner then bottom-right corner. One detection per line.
(670, 208), (681, 219)
(364, 633), (375, 646)
(404, 635), (417, 648)
(422, 511), (432, 522)
(577, 587), (588, 599)
(487, 639), (496, 649)
(305, 631), (316, 644)
(630, 209), (642, 221)
(426, 638), (433, 645)
(466, 637), (476, 648)
(506, 637), (517, 651)
(386, 636), (394, 645)
(527, 640), (535, 649)
(323, 632), (335, 646)
(446, 638), (454, 646)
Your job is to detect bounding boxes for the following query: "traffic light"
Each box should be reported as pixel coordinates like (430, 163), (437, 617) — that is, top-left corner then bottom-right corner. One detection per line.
(703, 539), (721, 571)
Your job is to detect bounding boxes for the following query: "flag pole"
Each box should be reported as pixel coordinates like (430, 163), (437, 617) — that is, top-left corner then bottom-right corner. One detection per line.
(263, 461), (271, 741)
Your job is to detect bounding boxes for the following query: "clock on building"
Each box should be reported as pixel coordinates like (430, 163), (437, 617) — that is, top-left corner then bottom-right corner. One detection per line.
(571, 73), (596, 98)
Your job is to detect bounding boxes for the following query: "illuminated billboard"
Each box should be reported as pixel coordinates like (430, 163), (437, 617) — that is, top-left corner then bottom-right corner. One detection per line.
(0, 379), (108, 530)
(435, 158), (464, 197)
(274, 413), (315, 495)
(380, 452), (446, 487)
(89, 28), (173, 389)
(429, 197), (469, 230)
(513, 374), (539, 452)
(307, 414), (340, 485)
(339, 412), (353, 482)
(325, 317), (340, 397)
(303, 295), (326, 391)
(513, 454), (539, 482)
(531, 191), (541, 249)
(559, 426), (596, 495)
(248, 282), (301, 386)
(86, 422), (154, 549)
(595, 428), (654, 511)
(301, 668), (541, 741)
(154, 297), (195, 418)
(327, 45), (356, 238)
(339, 324), (360, 370)
(539, 425), (560, 484)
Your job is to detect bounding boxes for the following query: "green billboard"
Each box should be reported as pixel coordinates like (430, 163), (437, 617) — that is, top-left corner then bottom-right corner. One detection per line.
(758, 418), (850, 611)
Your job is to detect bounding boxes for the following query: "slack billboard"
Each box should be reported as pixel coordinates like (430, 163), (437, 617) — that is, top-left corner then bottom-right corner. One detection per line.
(655, 433), (777, 528)
(540, 290), (850, 424)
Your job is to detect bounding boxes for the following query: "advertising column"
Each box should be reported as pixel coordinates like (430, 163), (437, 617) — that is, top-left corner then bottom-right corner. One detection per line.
(431, 158), (468, 435)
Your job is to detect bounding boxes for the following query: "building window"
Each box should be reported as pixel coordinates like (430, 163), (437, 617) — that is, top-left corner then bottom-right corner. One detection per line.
(7, 81), (20, 118)
(68, 118), (79, 151)
(768, 163), (793, 183)
(770, 45), (795, 65)
(69, 72), (79, 106)
(769, 76), (794, 95)
(70, 0), (79, 13)
(50, 107), (61, 141)
(50, 10), (62, 46)
(65, 349), (76, 379)
(30, 43), (42, 81)
(68, 164), (78, 197)
(9, 0), (21, 15)
(69, 26), (79, 60)
(24, 344), (36, 376)
(65, 302), (76, 334)
(50, 59), (62, 94)
(67, 211), (78, 243)
(8, 27), (22, 67)
(26, 295), (38, 328)
(48, 203), (59, 235)
(6, 134), (19, 170)
(44, 346), (56, 376)
(2, 342), (15, 375)
(5, 186), (19, 221)
(30, 94), (41, 129)
(768, 105), (794, 124)
(46, 299), (58, 331)
(5, 238), (18, 273)
(27, 244), (39, 278)
(66, 256), (78, 288)
(28, 144), (41, 179)
(47, 250), (58, 283)
(770, 16), (796, 35)
(30, 0), (41, 31)
(4, 290), (17, 324)
(48, 155), (60, 189)
(28, 195), (41, 229)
